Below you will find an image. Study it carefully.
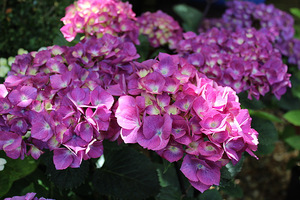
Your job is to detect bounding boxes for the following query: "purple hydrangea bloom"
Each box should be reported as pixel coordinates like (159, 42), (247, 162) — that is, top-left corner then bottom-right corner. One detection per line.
(4, 192), (55, 200)
(176, 28), (291, 100)
(0, 34), (140, 167)
(200, 0), (300, 69)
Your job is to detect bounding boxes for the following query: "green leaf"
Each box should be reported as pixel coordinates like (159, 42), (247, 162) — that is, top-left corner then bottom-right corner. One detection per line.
(220, 155), (244, 188)
(173, 4), (202, 32)
(285, 135), (300, 150)
(225, 155), (244, 178)
(92, 147), (160, 200)
(156, 163), (180, 188)
(283, 110), (300, 126)
(276, 90), (300, 110)
(0, 154), (38, 196)
(248, 110), (282, 123)
(251, 117), (278, 155)
(199, 189), (222, 200)
(220, 181), (243, 198)
(45, 154), (89, 190)
(136, 34), (151, 62)
(290, 8), (300, 19)
(53, 32), (81, 47)
(156, 185), (182, 200)
(238, 92), (265, 110)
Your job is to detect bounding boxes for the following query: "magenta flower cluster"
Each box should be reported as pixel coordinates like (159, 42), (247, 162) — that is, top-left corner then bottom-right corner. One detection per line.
(200, 0), (300, 69)
(176, 27), (291, 100)
(60, 0), (139, 44)
(4, 192), (54, 200)
(137, 10), (183, 49)
(115, 53), (259, 192)
(0, 34), (139, 170)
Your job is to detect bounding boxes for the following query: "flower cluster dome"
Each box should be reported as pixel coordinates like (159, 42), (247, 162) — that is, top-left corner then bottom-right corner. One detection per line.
(200, 0), (300, 69)
(60, 0), (139, 44)
(116, 53), (259, 192)
(137, 10), (183, 49)
(176, 28), (291, 100)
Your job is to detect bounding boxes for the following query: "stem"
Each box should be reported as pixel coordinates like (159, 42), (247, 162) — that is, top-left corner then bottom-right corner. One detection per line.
(174, 162), (186, 197)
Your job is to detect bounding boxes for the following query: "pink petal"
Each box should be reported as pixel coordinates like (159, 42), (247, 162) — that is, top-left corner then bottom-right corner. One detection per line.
(0, 84), (8, 98)
(116, 96), (141, 130)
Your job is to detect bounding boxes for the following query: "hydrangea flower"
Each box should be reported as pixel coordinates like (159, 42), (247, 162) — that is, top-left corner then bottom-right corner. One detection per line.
(137, 10), (183, 49)
(200, 0), (300, 69)
(176, 27), (291, 100)
(0, 34), (139, 169)
(116, 53), (259, 192)
(60, 0), (139, 44)
(4, 193), (54, 200)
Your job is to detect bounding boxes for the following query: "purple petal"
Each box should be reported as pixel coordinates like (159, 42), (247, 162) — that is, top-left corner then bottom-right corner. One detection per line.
(50, 73), (72, 90)
(31, 114), (53, 142)
(155, 55), (177, 77)
(139, 72), (166, 94)
(90, 86), (114, 109)
(75, 122), (94, 143)
(68, 87), (90, 106)
(0, 131), (22, 151)
(189, 180), (211, 193)
(180, 155), (198, 182)
(85, 140), (103, 159)
(53, 148), (74, 170)
(196, 161), (220, 186)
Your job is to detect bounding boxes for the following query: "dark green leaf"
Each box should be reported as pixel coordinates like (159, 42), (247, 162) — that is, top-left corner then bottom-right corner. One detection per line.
(238, 92), (265, 110)
(199, 189), (222, 200)
(276, 90), (300, 110)
(225, 155), (244, 178)
(285, 135), (300, 150)
(46, 158), (89, 190)
(220, 181), (243, 198)
(248, 110), (282, 123)
(0, 153), (38, 196)
(157, 163), (179, 188)
(283, 110), (300, 126)
(92, 147), (160, 200)
(173, 4), (202, 32)
(53, 32), (81, 47)
(251, 117), (278, 155)
(220, 155), (244, 188)
(136, 34), (151, 62)
(156, 185), (182, 200)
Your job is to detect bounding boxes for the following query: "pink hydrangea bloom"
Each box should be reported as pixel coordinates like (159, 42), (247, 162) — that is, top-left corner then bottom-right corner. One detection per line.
(60, 0), (139, 44)
(116, 53), (259, 192)
(137, 10), (183, 49)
